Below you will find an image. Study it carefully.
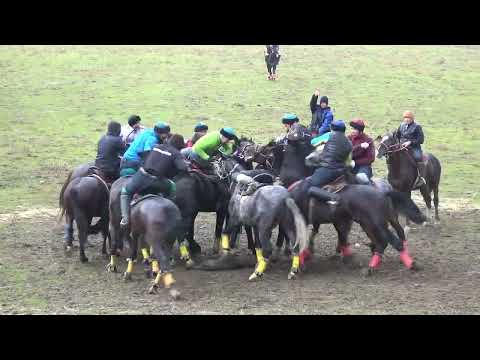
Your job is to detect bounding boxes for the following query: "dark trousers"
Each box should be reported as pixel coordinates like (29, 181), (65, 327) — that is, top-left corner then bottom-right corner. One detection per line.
(410, 147), (423, 162)
(352, 165), (373, 179)
(124, 169), (173, 197)
(310, 167), (345, 188)
(265, 55), (280, 75)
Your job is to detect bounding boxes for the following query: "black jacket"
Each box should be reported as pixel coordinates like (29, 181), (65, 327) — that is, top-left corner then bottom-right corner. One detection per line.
(396, 122), (424, 150)
(95, 132), (125, 173)
(143, 144), (187, 178)
(318, 131), (352, 169)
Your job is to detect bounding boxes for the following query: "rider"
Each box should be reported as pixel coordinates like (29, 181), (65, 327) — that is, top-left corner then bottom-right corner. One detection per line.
(120, 134), (188, 228)
(309, 91), (334, 137)
(265, 45), (281, 80)
(348, 118), (375, 179)
(395, 110), (426, 187)
(182, 127), (238, 172)
(94, 121), (126, 184)
(185, 122), (208, 148)
(308, 120), (352, 205)
(276, 113), (311, 145)
(120, 122), (171, 177)
(121, 115), (145, 149)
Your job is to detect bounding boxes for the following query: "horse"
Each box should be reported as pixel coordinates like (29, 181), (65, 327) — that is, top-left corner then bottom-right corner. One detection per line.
(265, 46), (281, 80)
(59, 161), (107, 239)
(217, 157), (309, 280)
(252, 138), (427, 272)
(376, 131), (441, 225)
(122, 194), (182, 298)
(58, 173), (111, 263)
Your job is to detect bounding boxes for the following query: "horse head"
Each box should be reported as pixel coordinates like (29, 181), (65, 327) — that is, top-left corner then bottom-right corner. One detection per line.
(376, 131), (399, 159)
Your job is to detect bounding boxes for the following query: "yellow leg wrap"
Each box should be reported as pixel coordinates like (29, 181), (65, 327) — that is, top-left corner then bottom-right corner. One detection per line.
(126, 259), (134, 273)
(162, 272), (176, 288)
(221, 234), (230, 251)
(292, 255), (300, 270)
(154, 272), (162, 285)
(179, 244), (190, 260)
(110, 255), (117, 267)
(142, 248), (150, 261)
(152, 260), (160, 274)
(255, 249), (267, 274)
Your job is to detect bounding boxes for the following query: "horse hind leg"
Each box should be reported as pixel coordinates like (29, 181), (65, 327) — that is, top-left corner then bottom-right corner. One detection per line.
(433, 185), (440, 222)
(124, 233), (139, 281)
(149, 233), (180, 300)
(73, 208), (90, 263)
(419, 186), (433, 225)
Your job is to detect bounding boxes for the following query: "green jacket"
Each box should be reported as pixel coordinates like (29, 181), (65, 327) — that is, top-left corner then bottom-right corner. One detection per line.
(192, 131), (234, 161)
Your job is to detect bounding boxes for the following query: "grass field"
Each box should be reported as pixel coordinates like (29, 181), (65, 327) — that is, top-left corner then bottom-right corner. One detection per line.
(1, 45), (480, 213)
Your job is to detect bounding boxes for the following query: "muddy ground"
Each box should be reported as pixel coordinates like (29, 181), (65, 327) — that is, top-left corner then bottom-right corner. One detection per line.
(1, 199), (479, 315)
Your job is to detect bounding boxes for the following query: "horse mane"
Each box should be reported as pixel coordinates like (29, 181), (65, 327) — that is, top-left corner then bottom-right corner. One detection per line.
(238, 136), (253, 143)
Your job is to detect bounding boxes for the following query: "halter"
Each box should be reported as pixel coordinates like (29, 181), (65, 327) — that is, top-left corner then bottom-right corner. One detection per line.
(212, 158), (240, 181)
(379, 137), (417, 166)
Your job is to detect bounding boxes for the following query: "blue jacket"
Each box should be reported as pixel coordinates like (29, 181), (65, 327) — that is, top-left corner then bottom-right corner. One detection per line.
(122, 129), (160, 162)
(315, 107), (334, 135)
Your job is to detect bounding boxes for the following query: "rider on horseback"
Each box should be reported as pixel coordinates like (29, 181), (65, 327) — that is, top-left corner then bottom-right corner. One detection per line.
(396, 110), (426, 187)
(121, 115), (145, 149)
(185, 122), (208, 148)
(120, 134), (188, 228)
(182, 127), (238, 173)
(94, 121), (126, 184)
(348, 118), (375, 179)
(309, 91), (334, 137)
(276, 113), (311, 145)
(308, 120), (352, 205)
(120, 122), (171, 177)
(265, 45), (281, 80)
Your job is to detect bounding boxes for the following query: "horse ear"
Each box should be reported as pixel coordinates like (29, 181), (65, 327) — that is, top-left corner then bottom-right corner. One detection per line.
(375, 135), (383, 142)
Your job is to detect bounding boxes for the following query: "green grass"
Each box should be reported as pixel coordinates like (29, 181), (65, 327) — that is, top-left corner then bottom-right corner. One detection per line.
(1, 45), (479, 212)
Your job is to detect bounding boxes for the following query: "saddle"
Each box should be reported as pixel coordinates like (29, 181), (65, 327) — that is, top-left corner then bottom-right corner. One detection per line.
(322, 175), (348, 194)
(87, 172), (110, 193)
(130, 194), (162, 208)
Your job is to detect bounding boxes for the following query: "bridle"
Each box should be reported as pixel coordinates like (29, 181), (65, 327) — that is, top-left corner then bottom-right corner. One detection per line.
(212, 157), (241, 181)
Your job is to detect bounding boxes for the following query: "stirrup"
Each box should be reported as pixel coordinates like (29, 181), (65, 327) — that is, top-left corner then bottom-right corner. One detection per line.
(120, 217), (129, 228)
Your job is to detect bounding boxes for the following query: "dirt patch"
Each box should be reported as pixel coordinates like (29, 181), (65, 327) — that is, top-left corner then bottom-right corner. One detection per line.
(1, 201), (479, 314)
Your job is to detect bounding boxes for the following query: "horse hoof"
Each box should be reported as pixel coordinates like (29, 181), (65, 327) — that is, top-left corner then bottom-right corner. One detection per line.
(288, 271), (298, 280)
(148, 284), (158, 295)
(169, 289), (181, 300)
(362, 267), (375, 277)
(105, 264), (118, 273)
(185, 259), (195, 270)
(123, 272), (132, 281)
(248, 272), (263, 281)
(410, 261), (422, 271)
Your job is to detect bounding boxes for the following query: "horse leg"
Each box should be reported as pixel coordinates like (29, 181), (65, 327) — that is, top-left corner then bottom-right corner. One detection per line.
(100, 216), (109, 258)
(124, 231), (138, 281)
(419, 185), (433, 225)
(149, 233), (180, 299)
(433, 185), (440, 222)
(333, 219), (354, 263)
(186, 213), (201, 255)
(245, 226), (256, 255)
(73, 208), (90, 263)
(404, 191), (412, 232)
(360, 223), (390, 275)
(273, 226), (285, 261)
(248, 225), (271, 281)
(215, 210), (227, 253)
(64, 213), (74, 250)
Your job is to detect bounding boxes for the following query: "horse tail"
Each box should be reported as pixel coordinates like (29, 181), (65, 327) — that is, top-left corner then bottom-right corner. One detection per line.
(285, 197), (308, 254)
(58, 170), (73, 222)
(386, 191), (426, 224)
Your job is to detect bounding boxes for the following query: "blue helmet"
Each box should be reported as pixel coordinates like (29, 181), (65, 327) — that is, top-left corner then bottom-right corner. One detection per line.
(154, 121), (171, 134)
(282, 113), (299, 125)
(194, 122), (208, 132)
(220, 127), (237, 140)
(330, 120), (346, 132)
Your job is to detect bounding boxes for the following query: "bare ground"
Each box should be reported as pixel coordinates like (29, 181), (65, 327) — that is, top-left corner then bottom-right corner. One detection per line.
(0, 199), (479, 314)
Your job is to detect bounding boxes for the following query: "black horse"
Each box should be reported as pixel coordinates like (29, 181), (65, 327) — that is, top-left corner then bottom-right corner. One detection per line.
(265, 45), (281, 80)
(252, 138), (426, 272)
(59, 173), (110, 263)
(377, 131), (442, 224)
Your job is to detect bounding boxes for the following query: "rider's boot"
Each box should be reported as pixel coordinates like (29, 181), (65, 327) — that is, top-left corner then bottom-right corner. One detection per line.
(308, 187), (340, 206)
(414, 161), (427, 188)
(120, 190), (132, 229)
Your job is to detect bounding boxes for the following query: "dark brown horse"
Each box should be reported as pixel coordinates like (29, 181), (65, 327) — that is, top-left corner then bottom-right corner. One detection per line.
(59, 174), (110, 263)
(376, 131), (441, 224)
